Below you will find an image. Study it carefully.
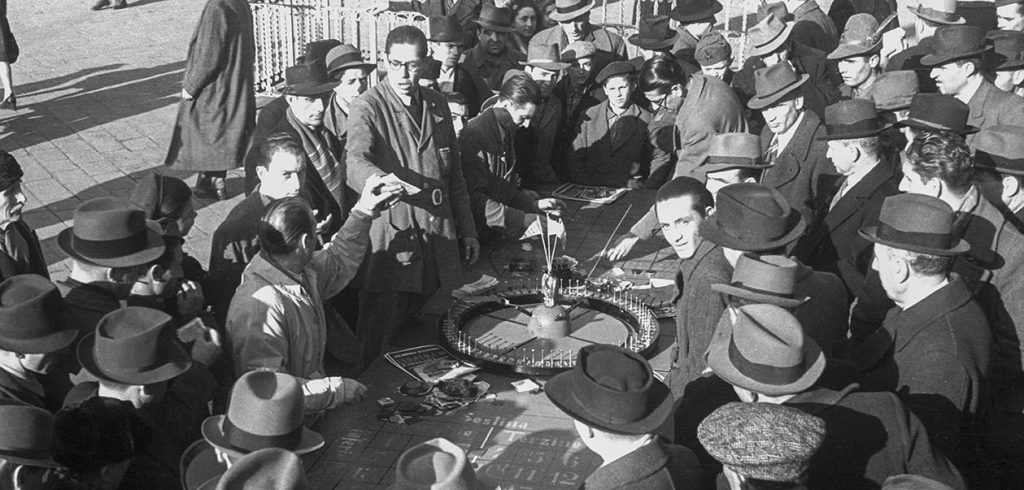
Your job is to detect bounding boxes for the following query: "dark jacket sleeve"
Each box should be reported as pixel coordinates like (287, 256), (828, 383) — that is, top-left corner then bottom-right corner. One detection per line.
(183, 2), (229, 96)
(461, 124), (536, 220)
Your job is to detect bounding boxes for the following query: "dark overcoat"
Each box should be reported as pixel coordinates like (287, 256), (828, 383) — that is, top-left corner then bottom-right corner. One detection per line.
(964, 80), (1024, 148)
(165, 0), (255, 172)
(792, 260), (850, 359)
(0, 222), (49, 282)
(792, 0), (839, 54)
(666, 74), (749, 180)
(582, 442), (704, 490)
(460, 107), (535, 233)
(568, 100), (654, 187)
(759, 110), (836, 227)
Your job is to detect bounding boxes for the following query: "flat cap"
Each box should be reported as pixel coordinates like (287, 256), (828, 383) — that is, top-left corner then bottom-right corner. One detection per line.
(595, 61), (635, 84)
(561, 41), (596, 61)
(865, 70), (919, 111)
(973, 125), (1024, 176)
(696, 32), (732, 66)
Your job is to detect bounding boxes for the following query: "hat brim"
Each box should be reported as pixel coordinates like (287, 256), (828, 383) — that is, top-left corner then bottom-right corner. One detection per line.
(827, 41), (883, 60)
(703, 161), (772, 173)
(909, 6), (965, 25)
(185, 445), (225, 490)
(473, 20), (518, 33)
(57, 224), (165, 269)
(706, 318), (826, 396)
(0, 453), (60, 469)
(995, 59), (1024, 71)
(711, 283), (809, 308)
(669, 3), (722, 23)
(748, 73), (809, 110)
(527, 60), (571, 70)
(0, 324), (78, 355)
(545, 369), (674, 435)
(818, 121), (894, 140)
(201, 416), (325, 458)
(700, 211), (806, 251)
(858, 226), (970, 256)
(898, 117), (979, 135)
(920, 45), (992, 67)
(280, 81), (341, 97)
(327, 61), (376, 77)
(750, 22), (795, 58)
(628, 33), (678, 51)
(549, 3), (594, 22)
(77, 333), (191, 386)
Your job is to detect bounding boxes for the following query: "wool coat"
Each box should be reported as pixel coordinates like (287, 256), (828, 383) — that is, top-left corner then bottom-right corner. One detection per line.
(568, 100), (654, 187)
(0, 0), (17, 63)
(460, 43), (525, 94)
(792, 0), (840, 54)
(345, 82), (477, 294)
(461, 107), (536, 234)
(760, 110), (837, 227)
(792, 260), (850, 359)
(582, 441), (704, 490)
(664, 74), (749, 180)
(529, 24), (627, 78)
(165, 0), (255, 172)
(207, 190), (269, 323)
(964, 80), (1024, 148)
(0, 221), (49, 283)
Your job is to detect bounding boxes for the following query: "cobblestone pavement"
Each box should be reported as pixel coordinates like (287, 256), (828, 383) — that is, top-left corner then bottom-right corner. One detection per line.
(1, 0), (242, 279)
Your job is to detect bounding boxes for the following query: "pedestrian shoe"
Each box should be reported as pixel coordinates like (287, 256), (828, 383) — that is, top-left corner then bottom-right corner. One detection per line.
(112, 0), (128, 9)
(91, 0), (110, 10)
(0, 94), (15, 111)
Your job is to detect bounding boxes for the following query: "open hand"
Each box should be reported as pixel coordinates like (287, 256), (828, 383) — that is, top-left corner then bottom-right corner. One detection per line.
(462, 236), (480, 265)
(604, 233), (639, 261)
(354, 174), (403, 215)
(536, 198), (567, 217)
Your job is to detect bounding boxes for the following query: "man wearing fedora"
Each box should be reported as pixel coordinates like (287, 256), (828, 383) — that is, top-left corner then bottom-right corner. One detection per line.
(390, 0), (487, 37)
(667, 0), (721, 63)
(519, 43), (568, 185)
(628, 16), (681, 63)
(53, 396), (152, 490)
(529, 0), (627, 79)
(0, 151), (47, 284)
(864, 70), (919, 163)
(897, 93), (976, 151)
(922, 25), (1024, 146)
(998, 0), (1024, 31)
(702, 132), (766, 199)
(199, 448), (308, 490)
(829, 14), (883, 100)
(986, 30), (1024, 97)
(323, 44), (375, 170)
(461, 5), (526, 94)
(973, 125), (1024, 232)
(390, 438), (483, 489)
(0, 400), (62, 488)
(551, 41), (603, 181)
(428, 15), (486, 117)
(546, 344), (703, 489)
(885, 0), (962, 94)
(698, 303), (963, 488)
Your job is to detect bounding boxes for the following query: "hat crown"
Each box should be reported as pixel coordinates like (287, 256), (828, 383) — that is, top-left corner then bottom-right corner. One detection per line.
(671, 0), (723, 22)
(918, 0), (958, 16)
(749, 11), (789, 48)
(906, 93), (970, 131)
(93, 307), (178, 376)
(72, 197), (146, 241)
(711, 183), (802, 249)
(0, 275), (68, 352)
(730, 305), (809, 372)
(303, 40), (342, 66)
(562, 40), (596, 61)
(638, 15), (672, 39)
(931, 25), (988, 57)
(730, 254), (798, 296)
(989, 30), (1024, 66)
(753, 62), (801, 100)
(696, 32), (732, 65)
(395, 438), (475, 488)
(216, 448), (308, 490)
(428, 15), (465, 43)
(839, 13), (880, 46)
(875, 194), (957, 248)
(325, 44), (366, 73)
(0, 402), (54, 462)
(708, 132), (761, 161)
(284, 60), (333, 89)
(223, 371), (305, 452)
(824, 99), (882, 135)
(974, 125), (1024, 164)
(528, 42), (561, 63)
(866, 70), (918, 110)
(477, 4), (513, 29)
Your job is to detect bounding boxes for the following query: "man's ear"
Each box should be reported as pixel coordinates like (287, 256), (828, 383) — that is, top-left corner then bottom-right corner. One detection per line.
(869, 53), (881, 69)
(793, 95), (805, 111)
(1003, 174), (1021, 201)
(896, 254), (911, 284)
(1013, 69), (1024, 87)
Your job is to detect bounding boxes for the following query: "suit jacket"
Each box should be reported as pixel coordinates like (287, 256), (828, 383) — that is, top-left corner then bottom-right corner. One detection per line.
(583, 441), (703, 490)
(792, 0), (839, 54)
(0, 221), (49, 282)
(965, 80), (1024, 148)
(568, 100), (654, 187)
(760, 110), (836, 227)
(461, 107), (536, 234)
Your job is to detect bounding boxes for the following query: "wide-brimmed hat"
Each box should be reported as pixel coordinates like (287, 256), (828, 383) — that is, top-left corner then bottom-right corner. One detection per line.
(707, 304), (826, 396)
(428, 15), (468, 44)
(546, 344), (673, 434)
(987, 30), (1024, 71)
(0, 400), (60, 468)
(57, 197), (166, 268)
(909, 0), (965, 26)
(882, 474), (957, 490)
(561, 40), (596, 61)
(325, 44), (375, 77)
(474, 4), (517, 33)
(280, 60), (339, 96)
(704, 133), (766, 172)
(628, 16), (678, 50)
(828, 13), (883, 60)
(820, 99), (891, 140)
(198, 448), (308, 490)
(900, 93), (978, 134)
(699, 401), (825, 481)
(748, 62), (808, 109)
(920, 25), (992, 66)
(390, 438), (482, 490)
(696, 32), (732, 66)
(526, 42), (570, 71)
(670, 0), (723, 23)
(747, 12), (794, 58)
(701, 183), (806, 251)
(712, 254), (810, 308)
(548, 0), (594, 22)
(859, 193), (970, 256)
(78, 307), (191, 386)
(0, 275), (76, 355)
(202, 371), (324, 458)
(865, 70), (919, 111)
(974, 125), (1024, 176)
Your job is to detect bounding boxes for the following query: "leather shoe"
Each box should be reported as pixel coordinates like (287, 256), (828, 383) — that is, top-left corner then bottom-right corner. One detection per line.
(91, 0), (110, 10)
(112, 0), (128, 8)
(214, 187), (228, 201)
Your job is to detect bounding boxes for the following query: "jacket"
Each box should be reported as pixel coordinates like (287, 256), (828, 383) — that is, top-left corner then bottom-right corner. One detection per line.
(0, 221), (49, 282)
(582, 441), (704, 490)
(792, 259), (850, 359)
(207, 191), (270, 323)
(760, 109), (836, 227)
(663, 74), (749, 180)
(459, 43), (525, 94)
(792, 0), (840, 53)
(964, 79), (1024, 148)
(515, 95), (561, 184)
(323, 93), (352, 189)
(568, 100), (654, 187)
(461, 107), (537, 234)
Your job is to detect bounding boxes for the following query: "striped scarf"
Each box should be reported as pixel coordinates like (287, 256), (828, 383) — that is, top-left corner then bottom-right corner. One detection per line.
(287, 108), (344, 209)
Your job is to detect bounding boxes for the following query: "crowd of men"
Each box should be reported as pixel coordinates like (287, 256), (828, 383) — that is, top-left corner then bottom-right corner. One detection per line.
(5, 0), (1024, 487)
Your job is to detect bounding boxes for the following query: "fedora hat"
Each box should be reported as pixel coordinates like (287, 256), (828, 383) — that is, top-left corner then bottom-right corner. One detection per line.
(325, 44), (375, 77)
(561, 40), (596, 61)
(202, 371), (324, 457)
(428, 15), (467, 44)
(301, 40), (342, 66)
(78, 307), (190, 385)
(695, 32), (732, 66)
(712, 254), (810, 308)
(707, 304), (826, 396)
(920, 25), (992, 66)
(0, 399), (60, 468)
(58, 197), (165, 268)
(0, 275), (76, 355)
(820, 99), (891, 140)
(670, 0), (723, 23)
(900, 93), (978, 134)
(474, 4), (517, 33)
(973, 125), (1024, 176)
(987, 30), (1024, 71)
(909, 0), (965, 26)
(390, 438), (482, 490)
(546, 344), (673, 434)
(865, 70), (919, 111)
(280, 60), (339, 96)
(747, 12), (795, 58)
(828, 13), (883, 60)
(628, 16), (678, 51)
(859, 193), (970, 256)
(548, 0), (593, 22)
(198, 448), (308, 490)
(747, 62), (808, 109)
(701, 183), (806, 250)
(526, 42), (570, 71)
(704, 132), (766, 172)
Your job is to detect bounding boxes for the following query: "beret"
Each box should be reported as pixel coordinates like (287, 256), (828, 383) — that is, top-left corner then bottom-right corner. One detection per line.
(0, 150), (24, 194)
(595, 61), (635, 85)
(695, 32), (732, 66)
(561, 41), (596, 62)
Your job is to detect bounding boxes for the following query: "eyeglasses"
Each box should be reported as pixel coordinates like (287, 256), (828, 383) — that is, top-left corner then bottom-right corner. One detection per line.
(388, 58), (424, 71)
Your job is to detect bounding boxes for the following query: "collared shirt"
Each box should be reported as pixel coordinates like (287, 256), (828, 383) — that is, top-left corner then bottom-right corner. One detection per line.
(773, 111), (807, 154)
(956, 75), (984, 105)
(438, 65), (456, 92)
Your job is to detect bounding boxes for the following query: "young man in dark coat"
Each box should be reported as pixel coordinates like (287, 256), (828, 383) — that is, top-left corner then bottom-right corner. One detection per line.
(528, 0), (627, 79)
(427, 15), (485, 117)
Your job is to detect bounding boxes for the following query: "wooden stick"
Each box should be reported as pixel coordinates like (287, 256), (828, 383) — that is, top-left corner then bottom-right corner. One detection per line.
(586, 204), (633, 281)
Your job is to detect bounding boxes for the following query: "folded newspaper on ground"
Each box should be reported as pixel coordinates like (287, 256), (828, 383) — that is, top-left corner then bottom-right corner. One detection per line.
(551, 183), (628, 204)
(453, 274), (499, 297)
(385, 345), (480, 384)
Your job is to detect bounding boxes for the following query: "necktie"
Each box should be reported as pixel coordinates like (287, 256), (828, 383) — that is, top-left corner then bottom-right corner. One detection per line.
(829, 179), (849, 211)
(446, 0), (456, 14)
(767, 135), (780, 164)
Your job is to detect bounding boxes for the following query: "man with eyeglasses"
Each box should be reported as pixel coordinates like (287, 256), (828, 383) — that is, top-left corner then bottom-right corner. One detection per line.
(346, 26), (479, 371)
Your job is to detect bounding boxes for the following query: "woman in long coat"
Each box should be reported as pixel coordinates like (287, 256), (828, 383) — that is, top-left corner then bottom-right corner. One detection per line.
(164, 0), (255, 200)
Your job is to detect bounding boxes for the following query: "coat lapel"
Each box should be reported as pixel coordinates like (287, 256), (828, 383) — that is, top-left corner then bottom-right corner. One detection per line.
(610, 104), (643, 152)
(824, 162), (893, 230)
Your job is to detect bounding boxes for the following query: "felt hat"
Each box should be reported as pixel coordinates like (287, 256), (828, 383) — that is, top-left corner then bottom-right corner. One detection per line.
(202, 371), (325, 458)
(882, 474), (956, 490)
(595, 61), (635, 85)
(828, 13), (883, 60)
(707, 304), (826, 396)
(747, 62), (808, 109)
(865, 70), (919, 111)
(546, 344), (673, 435)
(0, 274), (76, 354)
(428, 15), (468, 44)
(390, 438), (482, 490)
(280, 60), (339, 96)
(670, 0), (723, 24)
(900, 93), (978, 134)
(698, 401), (826, 481)
(859, 193), (970, 256)
(526, 42), (570, 71)
(0, 400), (60, 468)
(909, 0), (965, 26)
(78, 307), (191, 386)
(757, 2), (790, 23)
(747, 12), (795, 58)
(474, 5), (517, 33)
(820, 99), (891, 140)
(695, 32), (732, 66)
(712, 254), (810, 308)
(628, 16), (678, 50)
(325, 44), (375, 77)
(704, 132), (765, 171)
(701, 183), (806, 251)
(57, 197), (166, 268)
(548, 0), (594, 22)
(996, 0), (1022, 6)
(920, 25), (992, 66)
(987, 30), (1024, 71)
(561, 40), (596, 61)
(0, 150), (23, 193)
(973, 125), (1024, 176)
(301, 40), (342, 66)
(199, 448), (308, 490)
(54, 397), (152, 477)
